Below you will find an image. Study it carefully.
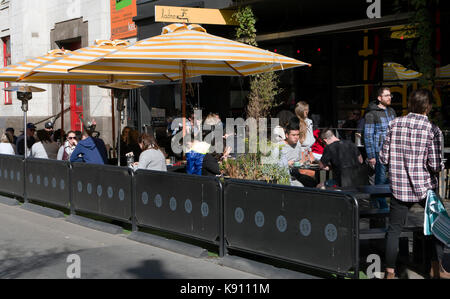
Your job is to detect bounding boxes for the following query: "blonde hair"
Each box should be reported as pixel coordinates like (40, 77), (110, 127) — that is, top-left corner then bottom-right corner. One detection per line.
(295, 101), (309, 143)
(1, 133), (13, 144)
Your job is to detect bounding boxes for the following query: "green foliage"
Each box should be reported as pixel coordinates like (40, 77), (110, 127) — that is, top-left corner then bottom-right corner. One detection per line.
(232, 6), (257, 47)
(394, 0), (438, 87)
(221, 141), (290, 186)
(232, 5), (282, 120)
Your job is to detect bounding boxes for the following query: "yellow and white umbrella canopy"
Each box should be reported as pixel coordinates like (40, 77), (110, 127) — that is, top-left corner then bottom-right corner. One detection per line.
(0, 49), (70, 82)
(18, 40), (168, 84)
(436, 64), (450, 79)
(383, 62), (422, 81)
(67, 23), (310, 79)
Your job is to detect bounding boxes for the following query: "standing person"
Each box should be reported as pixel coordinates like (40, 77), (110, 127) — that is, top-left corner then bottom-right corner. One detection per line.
(70, 130), (106, 165)
(44, 121), (55, 141)
(57, 131), (78, 161)
(364, 87), (396, 209)
(5, 128), (17, 145)
(380, 89), (446, 279)
(119, 126), (132, 166)
(16, 123), (36, 156)
(30, 130), (59, 159)
(135, 133), (167, 172)
(295, 101), (315, 150)
(0, 133), (16, 155)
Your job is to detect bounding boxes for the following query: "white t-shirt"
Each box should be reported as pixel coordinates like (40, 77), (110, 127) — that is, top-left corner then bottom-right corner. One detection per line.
(301, 118), (315, 149)
(30, 142), (59, 159)
(0, 143), (16, 155)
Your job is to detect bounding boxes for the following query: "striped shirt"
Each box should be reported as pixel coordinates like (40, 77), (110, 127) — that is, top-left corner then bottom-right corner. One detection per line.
(379, 113), (444, 202)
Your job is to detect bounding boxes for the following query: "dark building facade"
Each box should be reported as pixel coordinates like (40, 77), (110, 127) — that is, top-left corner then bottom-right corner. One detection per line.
(132, 0), (450, 131)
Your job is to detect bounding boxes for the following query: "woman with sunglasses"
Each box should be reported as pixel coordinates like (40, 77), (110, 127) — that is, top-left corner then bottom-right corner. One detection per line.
(57, 131), (78, 161)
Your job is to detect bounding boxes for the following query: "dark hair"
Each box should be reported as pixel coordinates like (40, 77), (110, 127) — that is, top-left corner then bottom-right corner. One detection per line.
(139, 133), (160, 151)
(320, 128), (335, 140)
(75, 131), (82, 140)
(36, 129), (52, 143)
(377, 87), (390, 98)
(285, 117), (300, 134)
(408, 89), (432, 114)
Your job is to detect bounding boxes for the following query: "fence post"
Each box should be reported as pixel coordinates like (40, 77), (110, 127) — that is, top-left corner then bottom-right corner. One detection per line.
(131, 169), (137, 232)
(217, 178), (225, 258)
(68, 162), (75, 215)
(23, 157), (28, 203)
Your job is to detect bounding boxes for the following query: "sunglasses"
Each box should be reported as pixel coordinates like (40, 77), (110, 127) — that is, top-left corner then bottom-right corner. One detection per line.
(68, 137), (77, 140)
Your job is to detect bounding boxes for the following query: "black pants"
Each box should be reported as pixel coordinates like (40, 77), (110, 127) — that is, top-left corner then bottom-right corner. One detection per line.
(385, 197), (445, 269)
(290, 170), (318, 188)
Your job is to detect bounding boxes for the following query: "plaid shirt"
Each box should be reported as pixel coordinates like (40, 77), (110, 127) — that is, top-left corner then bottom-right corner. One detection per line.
(379, 113), (444, 202)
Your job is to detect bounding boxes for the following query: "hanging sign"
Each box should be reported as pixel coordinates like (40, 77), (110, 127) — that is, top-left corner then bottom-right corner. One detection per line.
(110, 0), (137, 40)
(155, 6), (237, 25)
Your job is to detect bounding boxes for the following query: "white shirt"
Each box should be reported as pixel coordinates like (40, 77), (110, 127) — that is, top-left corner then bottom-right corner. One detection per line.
(301, 118), (315, 149)
(30, 142), (59, 159)
(0, 143), (16, 155)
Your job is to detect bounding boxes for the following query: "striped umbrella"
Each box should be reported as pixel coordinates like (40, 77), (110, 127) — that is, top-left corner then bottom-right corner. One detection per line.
(66, 23), (310, 135)
(383, 62), (422, 81)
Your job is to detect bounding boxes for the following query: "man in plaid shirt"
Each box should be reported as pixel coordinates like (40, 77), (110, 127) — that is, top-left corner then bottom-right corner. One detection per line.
(379, 89), (445, 279)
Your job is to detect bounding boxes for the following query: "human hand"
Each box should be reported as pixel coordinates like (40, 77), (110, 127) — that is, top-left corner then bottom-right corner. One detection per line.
(288, 160), (295, 167)
(368, 158), (376, 168)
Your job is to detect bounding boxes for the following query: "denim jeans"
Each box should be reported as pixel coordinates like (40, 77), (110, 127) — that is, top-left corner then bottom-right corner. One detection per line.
(374, 155), (389, 209)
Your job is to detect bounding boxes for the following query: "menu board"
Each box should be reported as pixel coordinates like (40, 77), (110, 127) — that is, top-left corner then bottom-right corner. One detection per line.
(110, 0), (137, 40)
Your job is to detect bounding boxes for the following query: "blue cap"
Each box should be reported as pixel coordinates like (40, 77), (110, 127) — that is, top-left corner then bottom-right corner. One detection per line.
(27, 123), (36, 129)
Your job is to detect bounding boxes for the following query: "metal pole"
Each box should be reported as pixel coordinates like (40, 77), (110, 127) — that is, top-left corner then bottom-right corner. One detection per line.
(24, 110), (27, 158)
(112, 89), (116, 159)
(182, 60), (187, 138)
(61, 82), (64, 140)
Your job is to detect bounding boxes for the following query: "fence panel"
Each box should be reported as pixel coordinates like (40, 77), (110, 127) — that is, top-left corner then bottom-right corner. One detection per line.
(224, 179), (359, 276)
(71, 163), (132, 222)
(0, 154), (24, 198)
(25, 158), (70, 208)
(134, 170), (222, 246)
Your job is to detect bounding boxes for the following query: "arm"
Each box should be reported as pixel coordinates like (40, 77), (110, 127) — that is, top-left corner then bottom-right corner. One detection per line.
(57, 146), (64, 160)
(70, 145), (83, 163)
(427, 125), (444, 173)
(203, 154), (221, 175)
(379, 123), (392, 165)
(364, 113), (376, 160)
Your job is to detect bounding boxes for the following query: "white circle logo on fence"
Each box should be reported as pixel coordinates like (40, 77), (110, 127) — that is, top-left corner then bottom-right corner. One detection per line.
(29, 173), (33, 183)
(60, 179), (65, 190)
(255, 211), (265, 228)
(300, 219), (312, 237)
(107, 187), (114, 199)
(52, 178), (57, 189)
(44, 177), (49, 187)
(185, 199), (192, 214)
(10, 170), (14, 180)
(235, 207), (244, 224)
(276, 216), (287, 233)
(17, 172), (21, 182)
(201, 202), (209, 217)
(170, 197), (177, 211)
(154, 194), (162, 208)
(4, 170), (7, 179)
(36, 175), (41, 185)
(77, 181), (83, 193)
(97, 185), (103, 197)
(119, 189), (125, 201)
(87, 183), (92, 195)
(141, 192), (148, 205)
(325, 224), (338, 243)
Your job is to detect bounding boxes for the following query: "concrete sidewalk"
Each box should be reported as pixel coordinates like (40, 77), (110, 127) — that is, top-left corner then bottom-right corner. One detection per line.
(0, 202), (264, 279)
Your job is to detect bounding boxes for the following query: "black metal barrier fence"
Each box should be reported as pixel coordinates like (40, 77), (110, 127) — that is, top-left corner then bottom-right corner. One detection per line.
(224, 179), (360, 277)
(25, 158), (71, 208)
(71, 163), (133, 223)
(134, 170), (223, 255)
(0, 155), (360, 278)
(0, 154), (24, 198)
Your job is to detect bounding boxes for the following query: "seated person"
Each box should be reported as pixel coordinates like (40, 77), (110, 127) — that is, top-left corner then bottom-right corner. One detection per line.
(135, 133), (167, 172)
(319, 129), (364, 187)
(186, 133), (231, 177)
(277, 118), (317, 188)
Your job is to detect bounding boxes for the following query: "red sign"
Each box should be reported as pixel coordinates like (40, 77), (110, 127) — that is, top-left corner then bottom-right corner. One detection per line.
(110, 0), (137, 40)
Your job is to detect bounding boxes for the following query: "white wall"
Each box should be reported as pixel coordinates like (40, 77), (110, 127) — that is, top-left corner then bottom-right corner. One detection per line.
(0, 0), (113, 119)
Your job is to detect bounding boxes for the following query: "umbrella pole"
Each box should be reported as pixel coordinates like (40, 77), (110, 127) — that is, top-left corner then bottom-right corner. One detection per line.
(112, 89), (116, 159)
(182, 60), (187, 138)
(60, 82), (64, 143)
